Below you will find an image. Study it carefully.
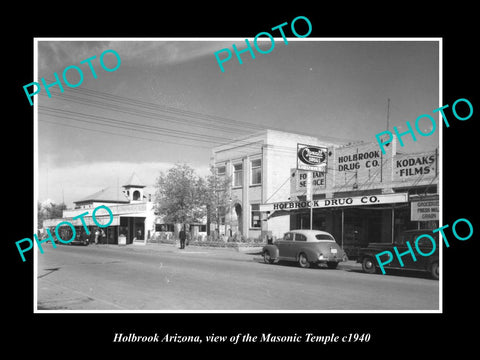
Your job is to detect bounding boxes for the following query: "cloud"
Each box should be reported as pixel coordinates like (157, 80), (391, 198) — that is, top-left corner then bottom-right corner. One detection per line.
(37, 40), (239, 76)
(37, 160), (210, 207)
(108, 40), (247, 67)
(38, 41), (111, 75)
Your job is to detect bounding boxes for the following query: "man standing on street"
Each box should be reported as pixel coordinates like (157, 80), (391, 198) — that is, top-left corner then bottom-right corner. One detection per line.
(179, 226), (186, 249)
(94, 228), (100, 245)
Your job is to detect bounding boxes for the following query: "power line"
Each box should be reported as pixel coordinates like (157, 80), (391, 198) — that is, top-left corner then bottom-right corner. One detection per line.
(38, 118), (213, 149)
(39, 103), (350, 155)
(57, 85), (262, 131)
(39, 91), (253, 137)
(39, 105), (230, 144)
(38, 80), (359, 144)
(38, 85), (260, 135)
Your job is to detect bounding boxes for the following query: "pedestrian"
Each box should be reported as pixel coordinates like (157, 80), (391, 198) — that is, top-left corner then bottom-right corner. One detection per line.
(179, 226), (186, 249)
(94, 228), (100, 245)
(101, 229), (106, 244)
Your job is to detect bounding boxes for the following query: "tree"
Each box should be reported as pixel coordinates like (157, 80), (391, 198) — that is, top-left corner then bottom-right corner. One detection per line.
(37, 199), (67, 229)
(202, 165), (232, 236)
(154, 163), (207, 226)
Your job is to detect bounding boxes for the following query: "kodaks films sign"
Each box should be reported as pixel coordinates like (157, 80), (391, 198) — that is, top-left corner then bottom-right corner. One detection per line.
(259, 193), (408, 212)
(297, 143), (328, 171)
(394, 152), (436, 180)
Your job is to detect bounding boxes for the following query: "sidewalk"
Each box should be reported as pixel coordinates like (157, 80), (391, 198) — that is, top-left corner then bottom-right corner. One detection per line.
(96, 242), (362, 270)
(127, 241), (264, 254)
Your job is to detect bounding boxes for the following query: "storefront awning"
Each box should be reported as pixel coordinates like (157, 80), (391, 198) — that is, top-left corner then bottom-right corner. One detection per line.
(259, 193), (409, 212)
(43, 215), (120, 228)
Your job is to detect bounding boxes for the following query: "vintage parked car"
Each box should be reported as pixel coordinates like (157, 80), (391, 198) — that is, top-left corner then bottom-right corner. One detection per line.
(262, 230), (347, 269)
(65, 230), (90, 246)
(357, 229), (439, 279)
(70, 232), (90, 246)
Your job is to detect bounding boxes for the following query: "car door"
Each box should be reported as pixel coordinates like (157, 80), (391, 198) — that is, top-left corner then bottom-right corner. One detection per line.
(391, 232), (417, 269)
(293, 233), (308, 259)
(277, 232), (295, 260)
(410, 231), (438, 270)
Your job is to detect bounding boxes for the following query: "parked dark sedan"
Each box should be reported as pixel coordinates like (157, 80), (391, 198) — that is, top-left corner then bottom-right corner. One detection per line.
(69, 231), (90, 246)
(357, 229), (439, 279)
(262, 230), (347, 269)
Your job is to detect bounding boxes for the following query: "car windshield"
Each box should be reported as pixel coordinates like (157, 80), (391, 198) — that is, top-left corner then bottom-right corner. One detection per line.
(315, 234), (335, 241)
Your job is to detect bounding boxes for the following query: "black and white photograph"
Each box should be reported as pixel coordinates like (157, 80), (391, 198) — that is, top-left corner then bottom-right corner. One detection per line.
(7, 7), (478, 355)
(32, 38), (442, 312)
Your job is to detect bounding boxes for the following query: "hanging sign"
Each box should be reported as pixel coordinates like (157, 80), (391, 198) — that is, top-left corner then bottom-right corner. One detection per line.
(297, 143), (328, 172)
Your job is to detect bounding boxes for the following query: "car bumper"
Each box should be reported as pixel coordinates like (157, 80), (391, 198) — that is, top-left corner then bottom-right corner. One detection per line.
(70, 240), (89, 246)
(317, 254), (348, 263)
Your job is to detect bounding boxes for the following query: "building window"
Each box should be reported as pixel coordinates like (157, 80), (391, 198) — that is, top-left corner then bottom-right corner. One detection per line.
(216, 166), (226, 176)
(251, 204), (261, 228)
(233, 163), (243, 187)
(156, 224), (174, 232)
(251, 159), (262, 185)
(133, 190), (141, 200)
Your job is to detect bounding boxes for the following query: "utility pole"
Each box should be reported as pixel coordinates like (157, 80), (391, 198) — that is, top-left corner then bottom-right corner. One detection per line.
(307, 171), (313, 230)
(380, 98), (390, 183)
(386, 98), (390, 131)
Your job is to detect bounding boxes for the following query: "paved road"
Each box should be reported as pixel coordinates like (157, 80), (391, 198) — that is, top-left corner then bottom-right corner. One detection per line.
(36, 243), (439, 311)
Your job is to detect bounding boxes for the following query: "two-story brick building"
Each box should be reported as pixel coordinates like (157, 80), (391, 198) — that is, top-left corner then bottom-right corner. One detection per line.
(212, 129), (343, 239)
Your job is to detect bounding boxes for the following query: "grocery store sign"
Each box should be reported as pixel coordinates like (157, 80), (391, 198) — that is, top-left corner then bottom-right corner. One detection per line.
(260, 193), (408, 212)
(411, 199), (439, 221)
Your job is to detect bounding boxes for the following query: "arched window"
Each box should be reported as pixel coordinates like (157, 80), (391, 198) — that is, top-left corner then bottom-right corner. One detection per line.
(133, 190), (141, 200)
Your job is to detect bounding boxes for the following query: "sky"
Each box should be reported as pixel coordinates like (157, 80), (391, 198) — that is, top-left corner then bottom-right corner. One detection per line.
(36, 39), (440, 207)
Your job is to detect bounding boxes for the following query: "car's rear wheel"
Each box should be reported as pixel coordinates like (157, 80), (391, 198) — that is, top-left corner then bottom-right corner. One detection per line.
(326, 261), (338, 269)
(263, 251), (274, 264)
(430, 261), (439, 280)
(298, 253), (310, 268)
(362, 257), (377, 274)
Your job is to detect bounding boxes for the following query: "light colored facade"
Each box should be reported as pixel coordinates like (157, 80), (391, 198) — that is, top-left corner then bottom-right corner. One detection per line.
(212, 129), (342, 239)
(213, 129), (439, 257)
(43, 172), (208, 244)
(43, 173), (156, 245)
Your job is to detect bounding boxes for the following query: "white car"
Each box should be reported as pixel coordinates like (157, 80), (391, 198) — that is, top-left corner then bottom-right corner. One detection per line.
(262, 230), (347, 269)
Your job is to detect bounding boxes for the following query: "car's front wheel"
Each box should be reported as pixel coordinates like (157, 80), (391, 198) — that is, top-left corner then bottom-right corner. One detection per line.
(298, 253), (310, 268)
(326, 261), (338, 269)
(263, 251), (274, 264)
(430, 261), (439, 280)
(362, 257), (377, 274)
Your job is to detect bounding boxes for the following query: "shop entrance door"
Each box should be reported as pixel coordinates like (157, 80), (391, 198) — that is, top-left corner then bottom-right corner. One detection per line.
(119, 217), (145, 244)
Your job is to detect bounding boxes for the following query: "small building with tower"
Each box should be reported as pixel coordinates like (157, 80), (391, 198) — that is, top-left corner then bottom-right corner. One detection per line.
(43, 173), (156, 245)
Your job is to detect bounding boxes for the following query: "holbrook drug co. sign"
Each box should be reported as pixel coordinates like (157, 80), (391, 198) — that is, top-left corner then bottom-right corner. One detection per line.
(259, 193), (408, 212)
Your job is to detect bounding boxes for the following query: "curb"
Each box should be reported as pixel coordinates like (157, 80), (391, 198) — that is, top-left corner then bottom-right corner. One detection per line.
(143, 242), (265, 253)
